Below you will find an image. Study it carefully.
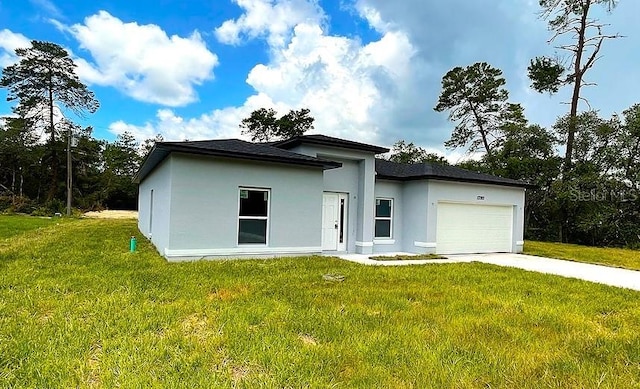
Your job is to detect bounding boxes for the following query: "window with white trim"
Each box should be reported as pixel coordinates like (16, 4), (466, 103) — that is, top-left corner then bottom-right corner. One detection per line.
(238, 188), (269, 244)
(375, 198), (393, 238)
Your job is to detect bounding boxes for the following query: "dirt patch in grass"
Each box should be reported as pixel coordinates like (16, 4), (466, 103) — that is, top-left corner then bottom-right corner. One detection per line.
(298, 333), (318, 346)
(85, 342), (103, 388)
(231, 365), (250, 381)
(208, 286), (250, 301)
(83, 210), (138, 219)
(370, 254), (447, 261)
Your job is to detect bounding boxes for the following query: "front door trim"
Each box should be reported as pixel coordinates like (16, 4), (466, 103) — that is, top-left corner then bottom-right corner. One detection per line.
(322, 192), (348, 251)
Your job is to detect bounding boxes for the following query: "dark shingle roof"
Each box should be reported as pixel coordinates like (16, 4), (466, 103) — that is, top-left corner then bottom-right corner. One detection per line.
(375, 159), (532, 188)
(135, 135), (530, 188)
(134, 139), (342, 183)
(274, 134), (389, 154)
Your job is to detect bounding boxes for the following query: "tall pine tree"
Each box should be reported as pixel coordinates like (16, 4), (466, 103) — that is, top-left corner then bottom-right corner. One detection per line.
(1, 41), (99, 201)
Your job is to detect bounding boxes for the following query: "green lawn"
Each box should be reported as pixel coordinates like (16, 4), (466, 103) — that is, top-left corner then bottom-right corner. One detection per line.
(1, 217), (640, 388)
(525, 240), (640, 271)
(0, 214), (64, 240)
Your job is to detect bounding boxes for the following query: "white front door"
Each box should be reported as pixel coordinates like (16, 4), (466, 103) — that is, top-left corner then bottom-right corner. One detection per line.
(322, 193), (347, 251)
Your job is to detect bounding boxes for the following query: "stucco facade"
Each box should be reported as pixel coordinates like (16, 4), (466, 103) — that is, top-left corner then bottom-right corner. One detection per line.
(289, 144), (377, 254)
(138, 153), (326, 260)
(136, 135), (528, 261)
(138, 157), (172, 254)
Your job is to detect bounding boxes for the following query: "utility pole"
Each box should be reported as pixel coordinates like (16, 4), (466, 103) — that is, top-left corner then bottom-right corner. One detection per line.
(66, 124), (72, 216)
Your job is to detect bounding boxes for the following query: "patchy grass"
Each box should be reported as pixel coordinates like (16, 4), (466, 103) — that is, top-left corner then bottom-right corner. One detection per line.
(525, 240), (640, 271)
(370, 253), (446, 261)
(1, 216), (640, 387)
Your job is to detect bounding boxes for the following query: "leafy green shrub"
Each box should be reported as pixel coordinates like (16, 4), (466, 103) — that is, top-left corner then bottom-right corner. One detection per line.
(30, 206), (52, 217)
(30, 199), (65, 217)
(45, 199), (64, 214)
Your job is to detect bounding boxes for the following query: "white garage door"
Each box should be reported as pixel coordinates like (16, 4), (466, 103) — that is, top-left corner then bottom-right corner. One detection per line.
(436, 202), (513, 254)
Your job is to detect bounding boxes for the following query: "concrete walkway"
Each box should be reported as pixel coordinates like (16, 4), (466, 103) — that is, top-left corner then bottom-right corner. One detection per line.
(331, 252), (640, 291)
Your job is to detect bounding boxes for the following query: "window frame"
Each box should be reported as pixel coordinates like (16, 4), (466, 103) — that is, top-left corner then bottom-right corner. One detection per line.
(237, 187), (270, 245)
(149, 189), (154, 236)
(374, 197), (393, 239)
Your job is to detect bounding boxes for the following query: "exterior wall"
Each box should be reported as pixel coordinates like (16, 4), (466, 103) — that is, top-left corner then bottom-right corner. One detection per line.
(322, 158), (360, 253)
(137, 157), (172, 256)
(426, 180), (526, 253)
(136, 145), (527, 260)
(164, 153), (324, 260)
(401, 180), (431, 253)
(373, 179), (404, 253)
(290, 144), (377, 254)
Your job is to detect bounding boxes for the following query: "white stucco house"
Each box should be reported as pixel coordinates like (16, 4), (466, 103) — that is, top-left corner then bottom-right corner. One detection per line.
(134, 135), (530, 261)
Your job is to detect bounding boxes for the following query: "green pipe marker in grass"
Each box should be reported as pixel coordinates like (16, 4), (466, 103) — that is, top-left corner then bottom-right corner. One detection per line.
(130, 236), (137, 252)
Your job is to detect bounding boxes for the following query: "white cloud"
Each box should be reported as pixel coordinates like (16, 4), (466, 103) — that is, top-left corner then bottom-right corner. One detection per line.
(215, 0), (325, 47)
(245, 23), (418, 142)
(109, 93), (282, 142)
(354, 2), (393, 33)
(111, 0), (430, 151)
(0, 29), (31, 67)
(109, 107), (237, 143)
(67, 11), (218, 106)
(114, 16), (419, 147)
(29, 0), (63, 18)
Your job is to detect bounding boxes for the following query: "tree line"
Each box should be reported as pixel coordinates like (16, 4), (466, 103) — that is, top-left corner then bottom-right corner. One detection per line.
(0, 41), (159, 214)
(0, 117), (156, 214)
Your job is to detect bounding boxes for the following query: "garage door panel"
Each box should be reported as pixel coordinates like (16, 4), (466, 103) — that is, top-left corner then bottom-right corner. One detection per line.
(436, 202), (513, 254)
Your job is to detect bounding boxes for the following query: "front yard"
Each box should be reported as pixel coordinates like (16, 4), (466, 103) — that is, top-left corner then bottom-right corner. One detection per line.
(1, 216), (639, 387)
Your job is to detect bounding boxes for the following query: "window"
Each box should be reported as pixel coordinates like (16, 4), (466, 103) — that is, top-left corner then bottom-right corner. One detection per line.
(339, 198), (345, 244)
(375, 198), (393, 238)
(149, 189), (154, 235)
(238, 188), (269, 244)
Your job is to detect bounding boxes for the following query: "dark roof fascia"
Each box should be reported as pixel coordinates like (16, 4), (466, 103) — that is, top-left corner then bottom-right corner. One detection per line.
(134, 143), (342, 183)
(161, 142), (342, 168)
(374, 174), (405, 182)
(275, 136), (389, 154)
(376, 173), (535, 189)
(133, 145), (168, 184)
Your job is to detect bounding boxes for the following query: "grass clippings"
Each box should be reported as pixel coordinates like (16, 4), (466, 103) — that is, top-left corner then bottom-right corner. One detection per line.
(322, 273), (346, 282)
(370, 253), (447, 261)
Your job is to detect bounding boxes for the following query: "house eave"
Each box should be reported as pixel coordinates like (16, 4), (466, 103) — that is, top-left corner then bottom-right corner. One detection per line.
(274, 136), (389, 154)
(375, 174), (534, 189)
(134, 144), (342, 184)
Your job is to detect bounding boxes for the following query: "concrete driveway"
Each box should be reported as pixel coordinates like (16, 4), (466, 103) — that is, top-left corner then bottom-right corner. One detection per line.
(454, 253), (640, 291)
(333, 252), (640, 291)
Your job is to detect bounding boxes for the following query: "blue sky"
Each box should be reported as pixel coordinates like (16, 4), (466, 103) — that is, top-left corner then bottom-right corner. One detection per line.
(1, 0), (638, 160)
